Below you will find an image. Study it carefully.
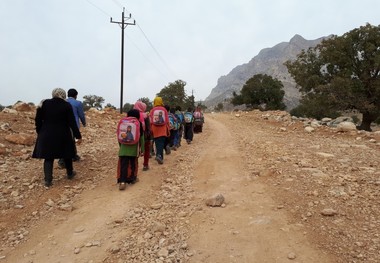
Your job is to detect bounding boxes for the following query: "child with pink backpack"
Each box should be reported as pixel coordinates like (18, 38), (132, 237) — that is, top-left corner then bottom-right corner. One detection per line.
(116, 109), (144, 190)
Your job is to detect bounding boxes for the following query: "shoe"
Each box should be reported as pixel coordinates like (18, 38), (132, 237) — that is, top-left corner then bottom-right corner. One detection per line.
(73, 155), (81, 162)
(67, 171), (76, 180)
(187, 140), (191, 144)
(165, 145), (171, 155)
(143, 165), (149, 171)
(172, 146), (177, 151)
(58, 159), (65, 169)
(128, 178), (139, 184)
(155, 156), (163, 165)
(44, 181), (52, 187)
(119, 183), (126, 190)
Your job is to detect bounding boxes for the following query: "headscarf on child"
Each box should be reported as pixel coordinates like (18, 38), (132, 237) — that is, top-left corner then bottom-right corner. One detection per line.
(133, 101), (147, 130)
(127, 109), (143, 133)
(153, 97), (164, 107)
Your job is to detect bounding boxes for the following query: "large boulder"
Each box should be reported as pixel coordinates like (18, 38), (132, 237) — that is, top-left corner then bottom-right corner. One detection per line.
(13, 102), (33, 112)
(5, 133), (35, 146)
(337, 121), (357, 132)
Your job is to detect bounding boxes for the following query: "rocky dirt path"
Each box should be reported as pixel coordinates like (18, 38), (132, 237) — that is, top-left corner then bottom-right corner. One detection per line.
(1, 109), (379, 262)
(187, 115), (335, 263)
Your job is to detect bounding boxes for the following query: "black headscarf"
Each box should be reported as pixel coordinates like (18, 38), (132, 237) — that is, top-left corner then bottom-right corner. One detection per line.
(127, 109), (140, 119)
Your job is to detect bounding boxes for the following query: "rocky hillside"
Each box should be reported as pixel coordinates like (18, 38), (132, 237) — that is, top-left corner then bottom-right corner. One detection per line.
(205, 34), (325, 110)
(1, 102), (380, 262)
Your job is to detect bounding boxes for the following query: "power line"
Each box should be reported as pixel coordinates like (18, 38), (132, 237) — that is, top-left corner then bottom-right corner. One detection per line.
(136, 24), (178, 80)
(125, 33), (171, 82)
(84, 0), (112, 17)
(110, 0), (123, 8)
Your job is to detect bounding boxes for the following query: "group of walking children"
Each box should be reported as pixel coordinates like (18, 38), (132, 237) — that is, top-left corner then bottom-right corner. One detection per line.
(116, 97), (205, 190)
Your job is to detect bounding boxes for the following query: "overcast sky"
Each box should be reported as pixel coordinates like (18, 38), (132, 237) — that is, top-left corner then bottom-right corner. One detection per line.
(1, 0), (380, 107)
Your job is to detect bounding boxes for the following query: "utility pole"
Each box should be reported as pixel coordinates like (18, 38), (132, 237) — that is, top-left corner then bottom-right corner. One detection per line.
(111, 8), (136, 114)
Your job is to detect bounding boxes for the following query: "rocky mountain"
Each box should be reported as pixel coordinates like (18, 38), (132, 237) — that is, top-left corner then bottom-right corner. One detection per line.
(205, 34), (326, 110)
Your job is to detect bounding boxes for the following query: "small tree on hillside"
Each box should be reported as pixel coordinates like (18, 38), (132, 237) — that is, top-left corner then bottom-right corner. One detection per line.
(104, 103), (116, 110)
(83, 95), (104, 111)
(285, 23), (380, 131)
(157, 80), (187, 108)
(215, 103), (224, 112)
(122, 102), (134, 113)
(184, 94), (195, 110)
(232, 74), (286, 110)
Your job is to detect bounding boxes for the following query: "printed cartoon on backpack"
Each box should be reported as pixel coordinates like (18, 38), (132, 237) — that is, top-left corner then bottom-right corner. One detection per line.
(117, 117), (141, 145)
(151, 106), (167, 126)
(184, 111), (193, 123)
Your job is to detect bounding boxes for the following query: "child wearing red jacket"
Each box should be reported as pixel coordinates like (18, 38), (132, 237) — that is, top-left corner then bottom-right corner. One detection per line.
(149, 97), (170, 165)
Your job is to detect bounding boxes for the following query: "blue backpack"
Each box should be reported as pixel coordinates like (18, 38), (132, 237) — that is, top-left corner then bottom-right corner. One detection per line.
(175, 111), (184, 124)
(168, 113), (178, 130)
(184, 112), (193, 123)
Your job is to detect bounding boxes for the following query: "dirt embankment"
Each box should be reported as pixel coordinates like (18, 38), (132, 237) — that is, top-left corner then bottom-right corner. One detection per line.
(0, 108), (379, 263)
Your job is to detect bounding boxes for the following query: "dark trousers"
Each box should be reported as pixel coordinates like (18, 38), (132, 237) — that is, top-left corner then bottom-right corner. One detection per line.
(184, 123), (194, 141)
(154, 136), (166, 159)
(118, 156), (137, 183)
(143, 140), (150, 167)
(44, 158), (73, 183)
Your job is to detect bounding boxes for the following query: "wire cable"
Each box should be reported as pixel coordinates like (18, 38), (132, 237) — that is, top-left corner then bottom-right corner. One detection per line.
(84, 0), (177, 82)
(125, 33), (171, 83)
(84, 0), (112, 17)
(136, 24), (178, 79)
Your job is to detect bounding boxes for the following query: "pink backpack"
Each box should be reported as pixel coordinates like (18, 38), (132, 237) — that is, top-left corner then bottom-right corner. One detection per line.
(117, 117), (141, 145)
(193, 111), (202, 119)
(150, 106), (167, 126)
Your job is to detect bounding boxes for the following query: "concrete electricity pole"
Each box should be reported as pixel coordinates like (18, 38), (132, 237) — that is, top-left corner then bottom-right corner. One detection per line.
(111, 8), (135, 113)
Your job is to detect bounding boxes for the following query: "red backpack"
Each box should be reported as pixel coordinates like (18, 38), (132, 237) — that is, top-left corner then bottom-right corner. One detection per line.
(150, 106), (168, 126)
(117, 117), (141, 145)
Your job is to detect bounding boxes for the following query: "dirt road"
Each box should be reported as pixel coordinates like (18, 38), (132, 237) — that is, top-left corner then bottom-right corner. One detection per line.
(1, 109), (379, 262)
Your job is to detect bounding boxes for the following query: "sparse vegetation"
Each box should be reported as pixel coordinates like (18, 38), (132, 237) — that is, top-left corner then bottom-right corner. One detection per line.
(83, 95), (105, 111)
(215, 103), (224, 112)
(231, 74), (286, 111)
(156, 80), (195, 109)
(286, 23), (380, 131)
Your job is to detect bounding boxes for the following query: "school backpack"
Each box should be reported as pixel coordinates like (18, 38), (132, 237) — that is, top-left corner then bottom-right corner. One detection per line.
(168, 113), (178, 130)
(184, 112), (193, 123)
(175, 111), (184, 124)
(117, 117), (141, 145)
(151, 106), (168, 126)
(193, 111), (202, 119)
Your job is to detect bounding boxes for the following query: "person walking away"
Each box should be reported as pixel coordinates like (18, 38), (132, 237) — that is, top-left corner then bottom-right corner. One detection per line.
(67, 88), (86, 160)
(133, 100), (151, 171)
(193, 106), (204, 133)
(183, 107), (194, 144)
(169, 107), (179, 150)
(32, 88), (82, 187)
(117, 109), (144, 190)
(149, 97), (170, 164)
(175, 106), (184, 147)
(58, 88), (86, 168)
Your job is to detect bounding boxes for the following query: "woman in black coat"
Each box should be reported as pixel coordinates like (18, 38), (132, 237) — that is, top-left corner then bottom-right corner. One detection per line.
(32, 88), (82, 187)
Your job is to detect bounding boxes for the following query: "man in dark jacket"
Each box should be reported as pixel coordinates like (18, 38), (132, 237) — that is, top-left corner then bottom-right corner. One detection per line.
(32, 88), (82, 187)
